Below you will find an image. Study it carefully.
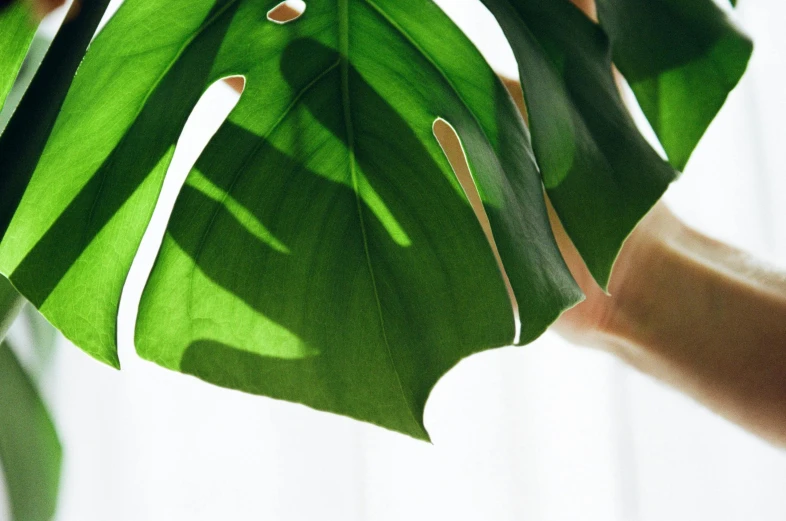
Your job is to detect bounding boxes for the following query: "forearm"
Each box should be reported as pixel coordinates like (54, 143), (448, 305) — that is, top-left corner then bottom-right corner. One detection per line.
(495, 3), (786, 443)
(597, 215), (786, 446)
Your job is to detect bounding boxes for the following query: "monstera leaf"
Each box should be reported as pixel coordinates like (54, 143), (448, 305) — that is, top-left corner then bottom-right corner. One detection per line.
(0, 0), (112, 236)
(479, 0), (749, 285)
(0, 0), (749, 438)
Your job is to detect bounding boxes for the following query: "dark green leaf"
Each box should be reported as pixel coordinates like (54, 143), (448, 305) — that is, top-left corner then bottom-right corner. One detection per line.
(0, 340), (61, 521)
(0, 0), (581, 437)
(595, 0), (752, 170)
(480, 0), (677, 287)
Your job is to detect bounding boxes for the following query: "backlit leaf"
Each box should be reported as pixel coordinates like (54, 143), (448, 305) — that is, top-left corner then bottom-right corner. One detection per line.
(595, 0), (752, 170)
(0, 0), (582, 438)
(0, 0), (751, 438)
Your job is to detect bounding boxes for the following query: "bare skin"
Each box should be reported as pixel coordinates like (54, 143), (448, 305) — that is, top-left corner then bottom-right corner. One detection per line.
(22, 0), (786, 445)
(20, 0), (67, 19)
(554, 0), (786, 446)
(568, 205), (786, 447)
(457, 72), (786, 447)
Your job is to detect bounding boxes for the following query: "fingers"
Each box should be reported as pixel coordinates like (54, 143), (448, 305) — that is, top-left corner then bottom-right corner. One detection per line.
(0, 0), (69, 19)
(32, 0), (67, 18)
(570, 0), (597, 20)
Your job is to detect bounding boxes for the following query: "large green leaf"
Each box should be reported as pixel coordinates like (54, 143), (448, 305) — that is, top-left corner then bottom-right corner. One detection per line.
(0, 2), (37, 113)
(0, 340), (61, 521)
(0, 0), (583, 438)
(480, 0), (677, 287)
(0, 0), (750, 438)
(595, 0), (752, 170)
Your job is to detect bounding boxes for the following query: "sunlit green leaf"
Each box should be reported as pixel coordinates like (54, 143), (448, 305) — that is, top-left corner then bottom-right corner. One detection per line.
(595, 0), (752, 170)
(0, 0), (751, 439)
(0, 0), (112, 242)
(0, 36), (51, 133)
(0, 0), (582, 438)
(0, 340), (61, 521)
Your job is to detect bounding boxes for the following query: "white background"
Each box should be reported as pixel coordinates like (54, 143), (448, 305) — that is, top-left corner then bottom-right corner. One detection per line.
(3, 0), (786, 520)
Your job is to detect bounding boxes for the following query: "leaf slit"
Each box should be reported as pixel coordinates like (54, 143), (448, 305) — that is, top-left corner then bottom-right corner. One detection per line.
(266, 0), (306, 24)
(120, 76), (244, 366)
(432, 117), (520, 343)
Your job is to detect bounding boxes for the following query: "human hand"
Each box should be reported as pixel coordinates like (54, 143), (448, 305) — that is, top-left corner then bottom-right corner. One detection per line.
(0, 0), (67, 19)
(30, 0), (66, 18)
(547, 195), (683, 348)
(496, 75), (682, 347)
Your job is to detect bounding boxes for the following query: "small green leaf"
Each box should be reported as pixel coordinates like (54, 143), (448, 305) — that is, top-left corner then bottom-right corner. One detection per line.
(595, 0), (752, 170)
(481, 0), (676, 288)
(0, 340), (62, 521)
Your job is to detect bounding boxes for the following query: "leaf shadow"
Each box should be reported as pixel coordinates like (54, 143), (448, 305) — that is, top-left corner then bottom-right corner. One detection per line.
(160, 38), (513, 434)
(8, 0), (242, 307)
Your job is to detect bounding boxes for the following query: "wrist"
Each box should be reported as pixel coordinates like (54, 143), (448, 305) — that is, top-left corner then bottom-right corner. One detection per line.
(593, 205), (688, 354)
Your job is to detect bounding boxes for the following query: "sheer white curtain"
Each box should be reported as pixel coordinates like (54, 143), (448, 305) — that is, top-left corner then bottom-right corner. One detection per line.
(3, 1), (786, 520)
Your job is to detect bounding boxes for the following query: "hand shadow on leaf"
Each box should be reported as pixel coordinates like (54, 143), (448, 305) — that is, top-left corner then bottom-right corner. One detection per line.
(139, 38), (513, 436)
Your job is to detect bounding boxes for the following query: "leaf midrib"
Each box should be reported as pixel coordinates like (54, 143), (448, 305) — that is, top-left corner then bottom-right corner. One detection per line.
(185, 60), (340, 346)
(362, 0), (511, 186)
(339, 0), (422, 434)
(362, 0), (525, 333)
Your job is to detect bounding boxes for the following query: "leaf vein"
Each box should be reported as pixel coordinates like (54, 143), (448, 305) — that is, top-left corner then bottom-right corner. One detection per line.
(82, 0), (242, 243)
(340, 0), (422, 432)
(185, 60), (341, 330)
